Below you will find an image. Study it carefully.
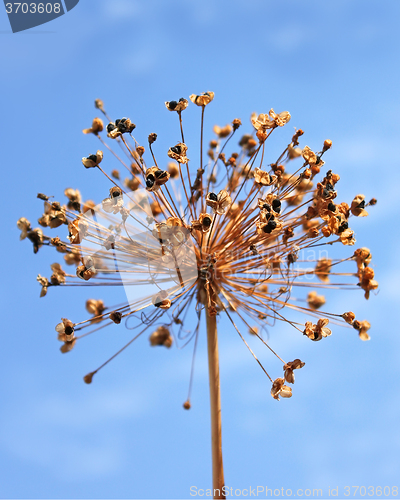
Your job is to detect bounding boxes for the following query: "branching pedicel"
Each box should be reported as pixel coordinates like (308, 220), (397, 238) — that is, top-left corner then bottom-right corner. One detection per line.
(18, 92), (377, 497)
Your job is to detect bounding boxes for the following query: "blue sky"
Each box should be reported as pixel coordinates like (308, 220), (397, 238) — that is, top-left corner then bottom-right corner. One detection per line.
(0, 1), (399, 499)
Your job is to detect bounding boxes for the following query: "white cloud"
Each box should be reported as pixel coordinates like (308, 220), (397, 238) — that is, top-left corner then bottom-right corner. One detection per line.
(0, 387), (149, 478)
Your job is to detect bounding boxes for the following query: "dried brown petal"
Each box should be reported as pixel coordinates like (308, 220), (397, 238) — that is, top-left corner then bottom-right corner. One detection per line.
(213, 124), (232, 138)
(206, 190), (232, 215)
(167, 143), (189, 165)
(60, 339), (76, 353)
(342, 311), (356, 324)
(86, 299), (105, 322)
(269, 108), (291, 127)
(145, 166), (170, 192)
(149, 326), (173, 348)
(64, 188), (82, 211)
(254, 168), (276, 187)
(307, 291), (326, 310)
(37, 274), (49, 297)
(283, 359), (305, 384)
(315, 258), (332, 283)
(192, 213), (213, 233)
(351, 194), (368, 217)
(17, 217), (31, 240)
(27, 228), (44, 254)
(353, 319), (371, 341)
(82, 117), (104, 135)
(189, 92), (214, 106)
(165, 98), (188, 112)
(82, 150), (103, 168)
(271, 377), (292, 400)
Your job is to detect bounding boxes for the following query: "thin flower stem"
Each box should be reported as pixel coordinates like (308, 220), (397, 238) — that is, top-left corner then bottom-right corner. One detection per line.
(200, 105), (205, 213)
(206, 311), (225, 500)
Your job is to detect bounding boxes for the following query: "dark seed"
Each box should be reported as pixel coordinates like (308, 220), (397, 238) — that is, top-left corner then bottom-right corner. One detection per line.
(357, 200), (365, 209)
(117, 118), (128, 133)
(179, 97), (185, 102)
(65, 325), (74, 336)
(338, 222), (349, 233)
(146, 175), (155, 188)
(168, 100), (177, 110)
(272, 199), (281, 213)
(87, 154), (98, 162)
(263, 203), (271, 211)
(264, 212), (274, 222)
(268, 220), (277, 231)
(111, 190), (121, 198)
(208, 192), (218, 201)
(107, 123), (116, 133)
(155, 170), (167, 179)
(203, 217), (212, 227)
(171, 146), (182, 154)
(328, 203), (336, 211)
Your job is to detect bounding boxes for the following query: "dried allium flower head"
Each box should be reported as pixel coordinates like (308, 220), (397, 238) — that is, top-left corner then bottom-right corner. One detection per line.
(18, 92), (378, 405)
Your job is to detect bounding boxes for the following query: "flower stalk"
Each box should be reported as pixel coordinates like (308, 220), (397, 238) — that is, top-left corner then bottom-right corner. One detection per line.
(206, 309), (225, 499)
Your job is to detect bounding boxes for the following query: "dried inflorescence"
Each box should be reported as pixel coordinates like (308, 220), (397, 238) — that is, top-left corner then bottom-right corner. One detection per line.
(18, 92), (378, 402)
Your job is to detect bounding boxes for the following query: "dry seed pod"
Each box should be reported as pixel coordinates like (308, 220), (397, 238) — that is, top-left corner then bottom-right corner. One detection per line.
(94, 99), (104, 111)
(82, 150), (103, 168)
(189, 91), (214, 106)
(82, 117), (104, 135)
(167, 143), (189, 164)
(303, 319), (332, 342)
(149, 326), (173, 348)
(165, 98), (188, 112)
(110, 311), (122, 324)
(351, 194), (368, 217)
(152, 291), (171, 309)
(17, 217), (31, 240)
(83, 372), (95, 384)
(192, 213), (213, 233)
(283, 359), (305, 384)
(205, 190), (232, 215)
(271, 378), (292, 400)
(37, 274), (49, 297)
(145, 166), (170, 192)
